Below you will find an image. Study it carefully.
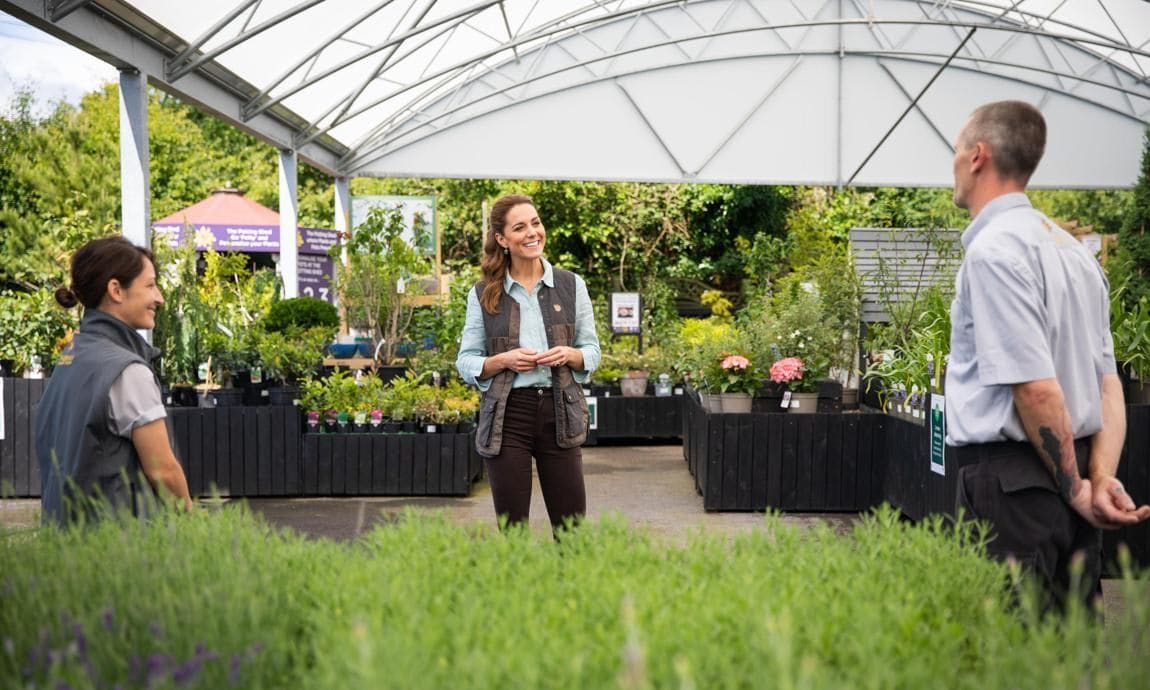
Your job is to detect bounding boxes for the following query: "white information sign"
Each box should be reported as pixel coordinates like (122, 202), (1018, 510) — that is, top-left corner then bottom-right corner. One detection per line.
(610, 292), (641, 334)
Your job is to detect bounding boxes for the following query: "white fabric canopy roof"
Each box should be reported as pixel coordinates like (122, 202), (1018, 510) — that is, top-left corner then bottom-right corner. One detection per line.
(6, 0), (1150, 186)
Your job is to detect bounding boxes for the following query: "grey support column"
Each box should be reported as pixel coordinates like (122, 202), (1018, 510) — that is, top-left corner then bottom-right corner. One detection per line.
(278, 148), (299, 298)
(334, 175), (350, 264)
(119, 69), (150, 248)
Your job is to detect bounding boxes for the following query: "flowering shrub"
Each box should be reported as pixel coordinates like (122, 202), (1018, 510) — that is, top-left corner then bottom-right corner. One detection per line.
(706, 352), (759, 395)
(770, 356), (817, 393)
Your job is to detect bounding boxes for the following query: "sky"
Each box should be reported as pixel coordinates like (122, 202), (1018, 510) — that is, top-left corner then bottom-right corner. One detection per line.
(0, 11), (116, 116)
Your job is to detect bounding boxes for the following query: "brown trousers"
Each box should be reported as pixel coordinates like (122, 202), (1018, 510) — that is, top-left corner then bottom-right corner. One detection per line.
(484, 387), (586, 530)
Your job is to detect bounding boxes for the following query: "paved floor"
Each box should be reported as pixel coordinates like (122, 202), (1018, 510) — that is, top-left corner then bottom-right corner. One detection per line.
(0, 442), (1128, 619)
(237, 442), (858, 542)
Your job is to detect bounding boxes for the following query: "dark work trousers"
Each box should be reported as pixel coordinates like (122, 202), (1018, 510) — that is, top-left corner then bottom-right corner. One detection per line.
(955, 439), (1101, 615)
(484, 387), (587, 531)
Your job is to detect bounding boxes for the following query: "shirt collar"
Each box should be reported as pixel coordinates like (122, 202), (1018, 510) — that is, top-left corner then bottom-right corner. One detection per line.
(503, 257), (554, 292)
(961, 192), (1033, 249)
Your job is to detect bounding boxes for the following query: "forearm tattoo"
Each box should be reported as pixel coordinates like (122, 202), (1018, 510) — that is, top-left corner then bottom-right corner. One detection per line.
(1039, 426), (1077, 502)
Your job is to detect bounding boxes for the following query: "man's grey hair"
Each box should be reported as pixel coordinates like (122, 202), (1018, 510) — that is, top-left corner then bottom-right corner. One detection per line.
(960, 100), (1046, 183)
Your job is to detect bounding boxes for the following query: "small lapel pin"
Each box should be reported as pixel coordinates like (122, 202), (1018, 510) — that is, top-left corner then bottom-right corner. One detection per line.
(554, 304), (562, 312)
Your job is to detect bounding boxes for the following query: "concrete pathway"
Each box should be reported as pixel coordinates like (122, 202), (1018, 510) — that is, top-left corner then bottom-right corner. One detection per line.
(240, 442), (857, 542)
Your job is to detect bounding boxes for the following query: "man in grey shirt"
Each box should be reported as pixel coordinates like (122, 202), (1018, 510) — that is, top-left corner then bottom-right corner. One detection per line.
(946, 100), (1149, 611)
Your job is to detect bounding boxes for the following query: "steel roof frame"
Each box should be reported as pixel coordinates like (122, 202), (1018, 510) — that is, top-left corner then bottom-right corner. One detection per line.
(3, 0), (1147, 182)
(340, 11), (1150, 176)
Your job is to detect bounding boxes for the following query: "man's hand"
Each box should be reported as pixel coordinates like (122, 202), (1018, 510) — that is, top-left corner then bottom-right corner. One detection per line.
(1090, 476), (1150, 529)
(1068, 477), (1102, 528)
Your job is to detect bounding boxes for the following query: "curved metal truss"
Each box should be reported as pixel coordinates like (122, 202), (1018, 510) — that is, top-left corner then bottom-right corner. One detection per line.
(13, 0), (1150, 185)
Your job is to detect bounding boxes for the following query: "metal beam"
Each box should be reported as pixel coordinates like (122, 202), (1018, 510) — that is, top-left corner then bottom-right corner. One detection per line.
(166, 0), (328, 82)
(241, 0), (503, 121)
(48, 0), (90, 22)
(229, 0), (399, 123)
(163, 0), (260, 80)
(334, 175), (350, 270)
(119, 69), (150, 248)
(279, 149), (299, 299)
(0, 0), (346, 175)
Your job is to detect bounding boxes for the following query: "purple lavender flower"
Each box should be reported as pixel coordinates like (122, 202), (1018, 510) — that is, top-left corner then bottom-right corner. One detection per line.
(101, 608), (115, 632)
(229, 654), (243, 685)
(172, 658), (202, 687)
(145, 653), (170, 689)
(149, 622), (165, 640)
(72, 623), (87, 660)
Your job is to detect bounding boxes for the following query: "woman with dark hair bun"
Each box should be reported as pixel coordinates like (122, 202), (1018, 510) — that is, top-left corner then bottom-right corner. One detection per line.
(35, 236), (192, 526)
(456, 195), (600, 532)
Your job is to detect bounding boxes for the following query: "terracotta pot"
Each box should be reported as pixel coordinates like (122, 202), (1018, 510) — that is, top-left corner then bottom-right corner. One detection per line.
(620, 372), (649, 397)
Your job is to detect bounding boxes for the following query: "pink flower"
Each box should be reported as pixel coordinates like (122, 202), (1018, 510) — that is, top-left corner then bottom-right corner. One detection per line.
(721, 354), (750, 371)
(769, 357), (804, 384)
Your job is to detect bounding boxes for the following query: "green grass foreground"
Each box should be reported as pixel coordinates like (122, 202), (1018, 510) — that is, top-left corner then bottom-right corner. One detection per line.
(2, 506), (1147, 689)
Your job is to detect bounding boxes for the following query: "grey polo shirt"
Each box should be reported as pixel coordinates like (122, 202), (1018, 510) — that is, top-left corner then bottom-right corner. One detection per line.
(945, 192), (1116, 446)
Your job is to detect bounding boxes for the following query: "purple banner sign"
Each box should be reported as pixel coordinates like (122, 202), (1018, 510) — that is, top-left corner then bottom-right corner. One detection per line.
(153, 224), (337, 256)
(299, 254), (336, 304)
(153, 223), (339, 304)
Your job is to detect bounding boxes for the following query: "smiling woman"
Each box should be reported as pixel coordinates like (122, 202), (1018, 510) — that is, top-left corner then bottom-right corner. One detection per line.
(34, 236), (192, 527)
(456, 195), (602, 533)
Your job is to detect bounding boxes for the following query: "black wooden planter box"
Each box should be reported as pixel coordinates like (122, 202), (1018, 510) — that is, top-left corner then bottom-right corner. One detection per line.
(1, 378), (48, 497)
(881, 403), (1150, 571)
(682, 390), (886, 512)
(300, 432), (482, 496)
(586, 394), (682, 444)
(168, 405), (302, 497)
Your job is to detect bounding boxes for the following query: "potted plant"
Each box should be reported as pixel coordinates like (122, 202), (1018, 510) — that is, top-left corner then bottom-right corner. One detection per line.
(769, 356), (819, 413)
(440, 381), (480, 433)
(255, 326), (333, 404)
(1108, 259), (1150, 403)
(0, 287), (77, 378)
(601, 348), (651, 397)
(706, 352), (758, 413)
(330, 204), (433, 365)
(590, 362), (624, 396)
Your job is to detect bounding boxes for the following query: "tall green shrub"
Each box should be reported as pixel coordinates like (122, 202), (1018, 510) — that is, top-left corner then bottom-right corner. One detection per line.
(1117, 128), (1150, 307)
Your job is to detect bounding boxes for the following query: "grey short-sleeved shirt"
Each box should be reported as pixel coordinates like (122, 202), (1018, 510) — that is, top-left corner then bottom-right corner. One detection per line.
(945, 193), (1115, 446)
(107, 363), (167, 438)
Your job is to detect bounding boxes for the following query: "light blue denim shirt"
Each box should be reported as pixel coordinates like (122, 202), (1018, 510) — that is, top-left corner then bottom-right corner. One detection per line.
(456, 258), (600, 391)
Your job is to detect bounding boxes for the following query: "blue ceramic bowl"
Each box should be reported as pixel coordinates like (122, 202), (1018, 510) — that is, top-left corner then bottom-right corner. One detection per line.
(328, 342), (358, 359)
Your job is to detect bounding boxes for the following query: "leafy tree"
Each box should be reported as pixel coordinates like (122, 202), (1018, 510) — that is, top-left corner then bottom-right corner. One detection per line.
(1114, 129), (1150, 307)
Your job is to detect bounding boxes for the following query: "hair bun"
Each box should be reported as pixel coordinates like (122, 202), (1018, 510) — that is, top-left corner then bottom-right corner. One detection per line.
(55, 286), (78, 309)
